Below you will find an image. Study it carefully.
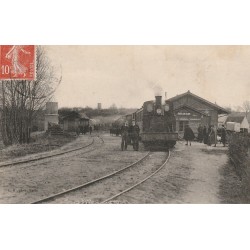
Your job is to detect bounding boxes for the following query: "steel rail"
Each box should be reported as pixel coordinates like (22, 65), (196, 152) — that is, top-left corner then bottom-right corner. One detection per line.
(31, 151), (150, 204)
(101, 149), (171, 203)
(0, 136), (104, 168)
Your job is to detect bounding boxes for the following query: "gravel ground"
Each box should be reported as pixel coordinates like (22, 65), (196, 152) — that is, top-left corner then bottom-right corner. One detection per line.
(112, 141), (228, 204)
(0, 135), (229, 204)
(0, 134), (147, 204)
(43, 151), (167, 204)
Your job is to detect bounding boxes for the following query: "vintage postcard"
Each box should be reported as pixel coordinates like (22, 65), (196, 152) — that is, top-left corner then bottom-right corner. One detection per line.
(0, 45), (249, 204)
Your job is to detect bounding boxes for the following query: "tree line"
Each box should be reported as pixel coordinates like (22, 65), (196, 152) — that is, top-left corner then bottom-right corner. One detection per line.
(58, 106), (137, 118)
(224, 101), (250, 117)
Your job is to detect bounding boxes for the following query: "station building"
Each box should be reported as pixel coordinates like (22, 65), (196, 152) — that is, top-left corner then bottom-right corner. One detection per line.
(62, 112), (89, 132)
(165, 91), (229, 136)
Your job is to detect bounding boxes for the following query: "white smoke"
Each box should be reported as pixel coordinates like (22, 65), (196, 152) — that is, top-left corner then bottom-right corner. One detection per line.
(154, 85), (163, 96)
(146, 81), (164, 97)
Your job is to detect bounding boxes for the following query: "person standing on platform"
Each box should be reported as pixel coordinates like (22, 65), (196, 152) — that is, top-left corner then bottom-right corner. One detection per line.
(209, 125), (217, 147)
(121, 122), (129, 150)
(207, 125), (212, 146)
(221, 124), (227, 147)
(184, 124), (195, 146)
(197, 124), (203, 143)
(203, 125), (207, 144)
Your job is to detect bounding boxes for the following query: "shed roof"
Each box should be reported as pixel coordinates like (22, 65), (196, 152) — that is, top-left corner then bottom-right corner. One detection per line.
(62, 111), (89, 120)
(226, 115), (246, 123)
(79, 112), (89, 120)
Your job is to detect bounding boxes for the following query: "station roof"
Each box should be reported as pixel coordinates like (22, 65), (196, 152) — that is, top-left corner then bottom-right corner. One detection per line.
(173, 104), (208, 116)
(166, 91), (229, 114)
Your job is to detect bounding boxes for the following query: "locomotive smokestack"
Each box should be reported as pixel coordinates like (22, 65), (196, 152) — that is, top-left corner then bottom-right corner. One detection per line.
(155, 96), (162, 109)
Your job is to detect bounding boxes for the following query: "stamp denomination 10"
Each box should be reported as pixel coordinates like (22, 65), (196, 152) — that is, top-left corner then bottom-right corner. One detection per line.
(0, 45), (36, 80)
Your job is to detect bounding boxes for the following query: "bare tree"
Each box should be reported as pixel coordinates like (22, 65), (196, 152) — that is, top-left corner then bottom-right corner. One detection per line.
(0, 46), (61, 145)
(242, 100), (250, 116)
(233, 105), (243, 112)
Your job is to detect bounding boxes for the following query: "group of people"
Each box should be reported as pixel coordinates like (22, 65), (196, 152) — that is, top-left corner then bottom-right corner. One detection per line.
(78, 125), (93, 135)
(120, 122), (140, 151)
(119, 121), (227, 149)
(184, 124), (227, 147)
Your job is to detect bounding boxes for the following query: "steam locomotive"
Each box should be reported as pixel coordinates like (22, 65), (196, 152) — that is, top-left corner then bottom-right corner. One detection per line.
(132, 95), (178, 148)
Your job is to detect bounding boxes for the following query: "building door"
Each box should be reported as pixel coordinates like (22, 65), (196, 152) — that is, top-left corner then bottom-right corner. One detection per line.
(179, 120), (189, 132)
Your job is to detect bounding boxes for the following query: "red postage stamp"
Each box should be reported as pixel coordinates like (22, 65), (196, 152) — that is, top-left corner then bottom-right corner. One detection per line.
(0, 45), (35, 80)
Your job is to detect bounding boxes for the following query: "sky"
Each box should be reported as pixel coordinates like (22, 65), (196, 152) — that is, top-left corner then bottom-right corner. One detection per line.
(45, 46), (250, 109)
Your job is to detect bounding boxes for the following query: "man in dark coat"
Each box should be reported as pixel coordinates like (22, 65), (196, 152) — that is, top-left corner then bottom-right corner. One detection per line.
(184, 125), (195, 146)
(221, 125), (227, 147)
(131, 122), (140, 151)
(121, 123), (129, 150)
(197, 124), (203, 143)
(207, 125), (212, 146)
(203, 125), (207, 144)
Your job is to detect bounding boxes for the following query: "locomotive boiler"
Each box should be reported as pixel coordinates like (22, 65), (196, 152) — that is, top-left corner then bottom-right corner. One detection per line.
(134, 95), (178, 148)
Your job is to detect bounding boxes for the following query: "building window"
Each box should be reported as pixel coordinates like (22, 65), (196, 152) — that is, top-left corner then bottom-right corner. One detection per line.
(179, 121), (189, 131)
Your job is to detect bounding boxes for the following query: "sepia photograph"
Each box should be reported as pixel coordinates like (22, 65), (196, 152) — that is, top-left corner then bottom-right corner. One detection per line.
(2, 1), (250, 250)
(0, 45), (249, 204)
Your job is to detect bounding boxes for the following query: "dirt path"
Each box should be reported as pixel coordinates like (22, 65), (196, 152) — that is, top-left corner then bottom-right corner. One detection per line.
(114, 141), (228, 204)
(176, 142), (228, 203)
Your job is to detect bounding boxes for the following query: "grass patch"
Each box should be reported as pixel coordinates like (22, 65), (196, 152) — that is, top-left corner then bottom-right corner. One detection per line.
(219, 160), (246, 203)
(0, 132), (76, 162)
(219, 134), (250, 203)
(201, 148), (226, 155)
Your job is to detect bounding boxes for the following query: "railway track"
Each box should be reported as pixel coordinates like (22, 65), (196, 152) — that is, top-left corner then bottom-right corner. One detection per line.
(32, 149), (170, 204)
(0, 135), (104, 168)
(31, 151), (151, 204)
(102, 150), (170, 203)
